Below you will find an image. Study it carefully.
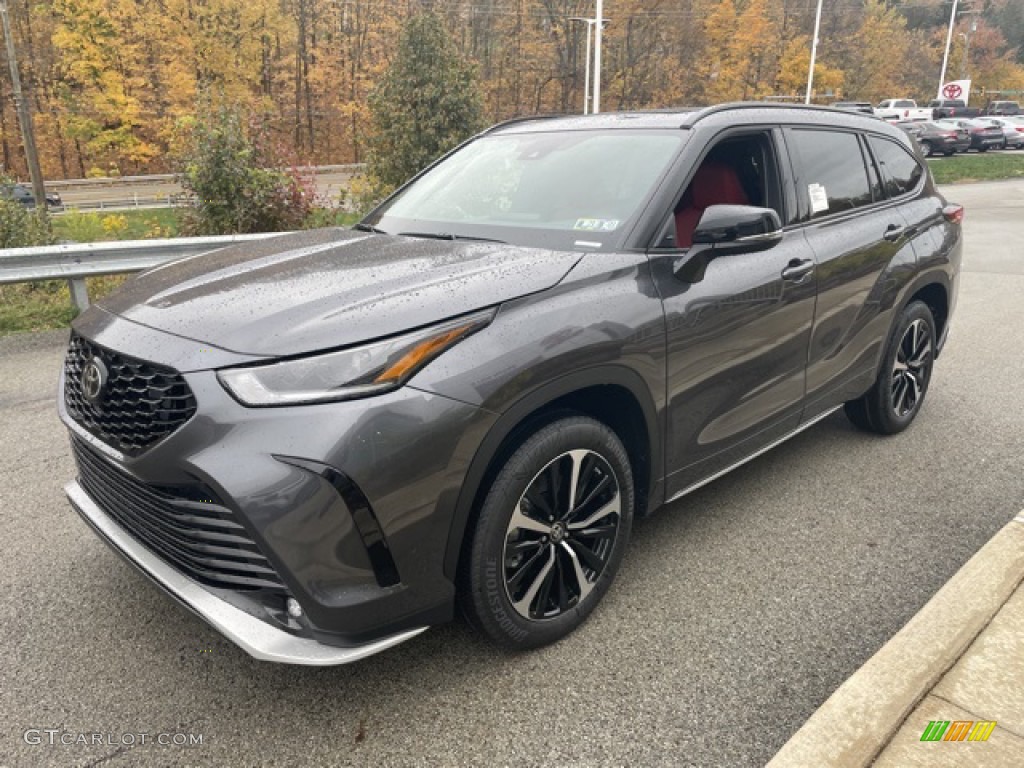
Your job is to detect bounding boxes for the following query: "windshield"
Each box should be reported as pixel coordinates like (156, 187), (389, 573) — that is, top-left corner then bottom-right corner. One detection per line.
(365, 130), (684, 251)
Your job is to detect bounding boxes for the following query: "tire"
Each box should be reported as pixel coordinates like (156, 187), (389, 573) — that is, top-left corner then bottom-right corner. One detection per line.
(460, 416), (634, 649)
(921, 141), (935, 157)
(844, 301), (936, 435)
(979, 146), (988, 153)
(944, 150), (955, 157)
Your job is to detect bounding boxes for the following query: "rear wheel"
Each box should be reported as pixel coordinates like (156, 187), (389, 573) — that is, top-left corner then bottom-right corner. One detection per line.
(460, 416), (634, 649)
(845, 301), (936, 435)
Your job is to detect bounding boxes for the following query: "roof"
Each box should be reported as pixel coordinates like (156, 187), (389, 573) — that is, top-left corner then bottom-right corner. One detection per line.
(487, 102), (897, 135)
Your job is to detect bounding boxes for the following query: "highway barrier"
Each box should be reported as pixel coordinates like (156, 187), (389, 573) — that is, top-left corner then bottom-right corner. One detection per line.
(0, 234), (284, 311)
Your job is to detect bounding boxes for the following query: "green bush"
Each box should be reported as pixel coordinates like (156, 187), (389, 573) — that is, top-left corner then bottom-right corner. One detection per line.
(179, 107), (317, 235)
(0, 176), (55, 248)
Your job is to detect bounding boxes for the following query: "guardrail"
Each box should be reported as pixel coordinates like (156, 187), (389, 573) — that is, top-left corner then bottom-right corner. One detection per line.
(50, 196), (183, 214)
(45, 164), (365, 191)
(0, 234), (284, 311)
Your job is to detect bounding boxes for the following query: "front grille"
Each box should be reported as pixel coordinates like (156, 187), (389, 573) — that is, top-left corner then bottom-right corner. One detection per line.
(64, 333), (197, 456)
(72, 437), (287, 593)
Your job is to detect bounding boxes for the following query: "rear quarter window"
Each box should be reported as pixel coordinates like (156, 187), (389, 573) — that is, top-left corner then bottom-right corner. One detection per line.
(867, 136), (924, 198)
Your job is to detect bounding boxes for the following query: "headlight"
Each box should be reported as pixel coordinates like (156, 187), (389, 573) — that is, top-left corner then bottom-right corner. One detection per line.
(217, 309), (495, 406)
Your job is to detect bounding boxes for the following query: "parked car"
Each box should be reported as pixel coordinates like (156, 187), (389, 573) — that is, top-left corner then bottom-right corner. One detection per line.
(60, 104), (963, 663)
(928, 99), (982, 120)
(832, 101), (874, 114)
(961, 118), (1006, 151)
(984, 117), (1024, 149)
(931, 119), (973, 153)
(984, 100), (1020, 116)
(875, 99), (932, 122)
(0, 182), (62, 208)
(898, 120), (968, 156)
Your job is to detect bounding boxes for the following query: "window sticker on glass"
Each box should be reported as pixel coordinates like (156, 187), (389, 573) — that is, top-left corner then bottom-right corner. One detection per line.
(808, 183), (829, 214)
(574, 218), (620, 232)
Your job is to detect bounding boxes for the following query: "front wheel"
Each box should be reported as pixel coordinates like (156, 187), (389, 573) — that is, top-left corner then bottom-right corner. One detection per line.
(460, 416), (634, 649)
(921, 141), (935, 157)
(845, 301), (936, 435)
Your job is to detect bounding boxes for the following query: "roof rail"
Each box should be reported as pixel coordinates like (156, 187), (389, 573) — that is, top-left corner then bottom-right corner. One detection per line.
(684, 100), (869, 127)
(480, 113), (566, 135)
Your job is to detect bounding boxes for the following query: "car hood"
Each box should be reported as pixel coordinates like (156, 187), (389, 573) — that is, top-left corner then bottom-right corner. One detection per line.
(97, 228), (582, 357)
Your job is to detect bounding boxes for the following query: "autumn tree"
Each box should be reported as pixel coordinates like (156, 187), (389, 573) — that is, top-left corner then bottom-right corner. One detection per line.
(775, 36), (844, 100)
(3, 0), (1024, 181)
(840, 1), (914, 102)
(367, 12), (484, 192)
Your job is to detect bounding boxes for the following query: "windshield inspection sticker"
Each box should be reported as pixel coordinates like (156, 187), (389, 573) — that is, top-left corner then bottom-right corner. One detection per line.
(808, 183), (829, 214)
(574, 218), (619, 232)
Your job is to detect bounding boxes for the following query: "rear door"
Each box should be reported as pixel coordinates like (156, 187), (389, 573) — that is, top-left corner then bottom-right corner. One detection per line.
(784, 126), (917, 416)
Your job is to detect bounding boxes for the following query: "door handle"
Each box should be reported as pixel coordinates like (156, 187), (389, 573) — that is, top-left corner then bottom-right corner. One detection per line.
(883, 223), (905, 242)
(781, 259), (815, 282)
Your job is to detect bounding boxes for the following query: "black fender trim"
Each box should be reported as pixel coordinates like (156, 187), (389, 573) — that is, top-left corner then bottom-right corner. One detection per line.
(276, 455), (402, 588)
(894, 268), (954, 357)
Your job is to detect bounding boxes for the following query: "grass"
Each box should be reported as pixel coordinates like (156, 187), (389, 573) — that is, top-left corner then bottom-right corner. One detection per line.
(2, 209), (180, 335)
(51, 208), (181, 243)
(0, 277), (130, 335)
(927, 152), (1024, 184)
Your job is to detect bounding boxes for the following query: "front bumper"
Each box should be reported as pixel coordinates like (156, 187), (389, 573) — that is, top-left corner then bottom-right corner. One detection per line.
(67, 481), (427, 665)
(59, 310), (500, 662)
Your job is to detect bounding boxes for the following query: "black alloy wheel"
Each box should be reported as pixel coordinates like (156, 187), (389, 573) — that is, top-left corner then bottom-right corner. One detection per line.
(461, 416), (634, 649)
(891, 317), (933, 419)
(503, 448), (621, 620)
(844, 300), (936, 435)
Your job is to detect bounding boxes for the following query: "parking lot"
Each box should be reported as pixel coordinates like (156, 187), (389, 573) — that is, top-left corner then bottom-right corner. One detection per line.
(1, 180), (1022, 767)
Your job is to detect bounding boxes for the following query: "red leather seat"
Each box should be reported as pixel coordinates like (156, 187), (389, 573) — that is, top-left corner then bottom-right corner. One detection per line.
(674, 162), (749, 247)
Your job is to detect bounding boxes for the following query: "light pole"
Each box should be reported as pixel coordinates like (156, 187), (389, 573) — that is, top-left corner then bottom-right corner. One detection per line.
(0, 0), (46, 208)
(938, 0), (961, 97)
(805, 0), (824, 105)
(593, 0), (603, 113)
(568, 17), (596, 114)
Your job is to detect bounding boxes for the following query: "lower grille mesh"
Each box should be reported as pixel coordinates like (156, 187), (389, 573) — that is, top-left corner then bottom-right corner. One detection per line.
(72, 438), (286, 593)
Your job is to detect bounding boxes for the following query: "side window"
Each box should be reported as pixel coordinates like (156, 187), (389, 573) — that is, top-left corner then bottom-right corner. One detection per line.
(790, 129), (873, 219)
(867, 136), (924, 198)
(661, 131), (783, 249)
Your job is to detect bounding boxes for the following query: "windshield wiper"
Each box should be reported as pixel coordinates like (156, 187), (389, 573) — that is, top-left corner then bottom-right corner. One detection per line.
(352, 222), (388, 234)
(397, 231), (507, 244)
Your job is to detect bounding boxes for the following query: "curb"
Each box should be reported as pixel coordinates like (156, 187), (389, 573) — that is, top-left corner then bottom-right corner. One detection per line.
(768, 514), (1024, 768)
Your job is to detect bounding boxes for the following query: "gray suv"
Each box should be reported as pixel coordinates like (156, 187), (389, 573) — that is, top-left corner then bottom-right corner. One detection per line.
(60, 104), (963, 664)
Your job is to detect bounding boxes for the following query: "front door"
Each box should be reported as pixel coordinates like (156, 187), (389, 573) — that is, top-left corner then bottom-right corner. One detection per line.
(650, 129), (817, 499)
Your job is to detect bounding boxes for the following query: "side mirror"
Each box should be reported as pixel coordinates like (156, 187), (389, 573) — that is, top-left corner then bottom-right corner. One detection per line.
(675, 205), (783, 283)
(691, 205), (783, 253)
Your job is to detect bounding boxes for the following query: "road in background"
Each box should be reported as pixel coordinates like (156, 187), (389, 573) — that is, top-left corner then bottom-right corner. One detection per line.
(1, 182), (1022, 767)
(42, 166), (361, 212)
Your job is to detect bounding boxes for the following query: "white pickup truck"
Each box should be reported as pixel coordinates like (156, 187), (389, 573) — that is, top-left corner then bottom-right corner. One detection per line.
(874, 99), (932, 122)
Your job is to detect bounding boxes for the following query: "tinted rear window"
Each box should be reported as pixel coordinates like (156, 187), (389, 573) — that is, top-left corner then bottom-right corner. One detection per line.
(868, 136), (924, 198)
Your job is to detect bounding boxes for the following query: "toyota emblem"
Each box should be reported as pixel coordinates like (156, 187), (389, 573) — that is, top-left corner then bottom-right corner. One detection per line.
(81, 357), (108, 405)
